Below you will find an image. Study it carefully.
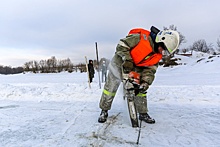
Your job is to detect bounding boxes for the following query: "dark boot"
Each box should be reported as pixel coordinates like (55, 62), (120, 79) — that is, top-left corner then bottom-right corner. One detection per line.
(139, 113), (155, 124)
(98, 110), (108, 123)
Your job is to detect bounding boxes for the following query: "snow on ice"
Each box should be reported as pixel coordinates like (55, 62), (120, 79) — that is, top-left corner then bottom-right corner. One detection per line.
(0, 53), (220, 147)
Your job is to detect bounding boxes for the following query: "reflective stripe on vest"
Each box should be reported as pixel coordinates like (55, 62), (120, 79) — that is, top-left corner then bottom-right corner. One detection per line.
(103, 89), (116, 97)
(144, 55), (151, 60)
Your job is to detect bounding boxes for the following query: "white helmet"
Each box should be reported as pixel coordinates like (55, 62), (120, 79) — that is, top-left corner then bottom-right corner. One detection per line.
(155, 30), (180, 54)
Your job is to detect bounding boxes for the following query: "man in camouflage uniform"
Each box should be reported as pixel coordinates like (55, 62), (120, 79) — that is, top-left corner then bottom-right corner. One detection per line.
(98, 26), (180, 124)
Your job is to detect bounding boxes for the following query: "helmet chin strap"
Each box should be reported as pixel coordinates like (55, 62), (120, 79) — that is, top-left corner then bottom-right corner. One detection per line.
(155, 42), (167, 54)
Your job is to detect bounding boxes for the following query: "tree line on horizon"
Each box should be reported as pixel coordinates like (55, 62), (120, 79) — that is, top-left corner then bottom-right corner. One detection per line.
(0, 56), (110, 75)
(0, 66), (23, 75)
(22, 56), (110, 74)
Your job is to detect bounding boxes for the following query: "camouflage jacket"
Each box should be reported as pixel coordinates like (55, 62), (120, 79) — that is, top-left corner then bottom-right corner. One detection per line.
(115, 33), (158, 85)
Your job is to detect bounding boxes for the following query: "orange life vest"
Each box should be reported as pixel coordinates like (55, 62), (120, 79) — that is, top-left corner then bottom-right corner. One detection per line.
(129, 28), (162, 66)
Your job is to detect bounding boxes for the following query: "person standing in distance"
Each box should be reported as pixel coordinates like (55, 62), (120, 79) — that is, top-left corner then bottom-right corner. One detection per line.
(88, 60), (95, 83)
(101, 60), (107, 83)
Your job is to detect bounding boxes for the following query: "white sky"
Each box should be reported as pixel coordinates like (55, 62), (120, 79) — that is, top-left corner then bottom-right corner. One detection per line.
(1, 0), (220, 67)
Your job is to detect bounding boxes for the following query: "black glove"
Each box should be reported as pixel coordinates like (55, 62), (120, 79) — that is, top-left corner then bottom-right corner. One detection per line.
(139, 82), (149, 93)
(122, 60), (133, 74)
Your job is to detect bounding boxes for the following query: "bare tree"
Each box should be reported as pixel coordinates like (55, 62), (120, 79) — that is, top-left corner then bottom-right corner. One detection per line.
(208, 43), (215, 54)
(190, 39), (210, 53)
(32, 61), (39, 73)
(47, 56), (57, 73)
(62, 58), (73, 72)
(57, 59), (64, 72)
(39, 60), (47, 73)
(24, 62), (31, 71)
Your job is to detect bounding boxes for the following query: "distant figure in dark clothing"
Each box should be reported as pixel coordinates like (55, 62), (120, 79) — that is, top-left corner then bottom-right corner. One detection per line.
(101, 60), (107, 82)
(88, 60), (95, 83)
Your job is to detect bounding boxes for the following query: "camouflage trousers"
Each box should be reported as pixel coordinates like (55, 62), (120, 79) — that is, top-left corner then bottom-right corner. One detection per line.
(99, 55), (148, 113)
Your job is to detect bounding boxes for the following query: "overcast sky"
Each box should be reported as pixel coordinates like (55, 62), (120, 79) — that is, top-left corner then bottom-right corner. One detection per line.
(1, 0), (220, 67)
